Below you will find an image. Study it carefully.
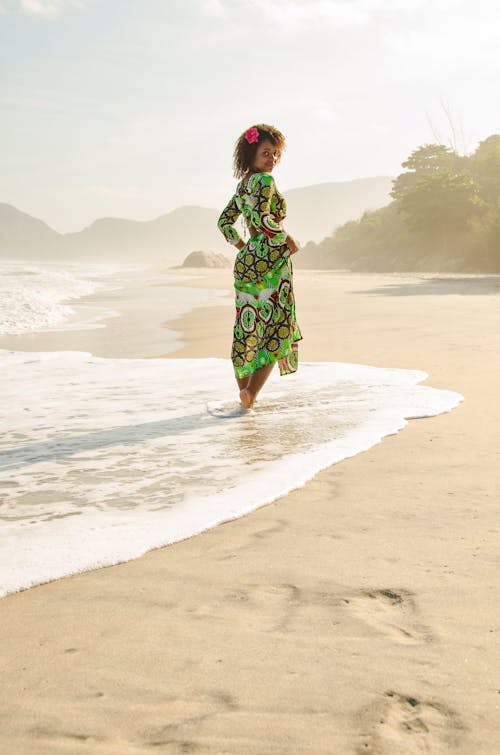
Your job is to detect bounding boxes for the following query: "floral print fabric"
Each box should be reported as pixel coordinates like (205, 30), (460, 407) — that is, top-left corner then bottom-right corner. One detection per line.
(217, 172), (302, 379)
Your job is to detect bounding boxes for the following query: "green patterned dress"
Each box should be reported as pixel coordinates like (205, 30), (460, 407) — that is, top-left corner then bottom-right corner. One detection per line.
(217, 172), (302, 380)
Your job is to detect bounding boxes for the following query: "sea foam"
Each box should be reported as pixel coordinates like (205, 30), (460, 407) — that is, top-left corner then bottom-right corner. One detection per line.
(0, 350), (462, 597)
(0, 260), (128, 335)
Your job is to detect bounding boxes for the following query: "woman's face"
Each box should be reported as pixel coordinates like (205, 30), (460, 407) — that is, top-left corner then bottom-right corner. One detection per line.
(251, 140), (281, 174)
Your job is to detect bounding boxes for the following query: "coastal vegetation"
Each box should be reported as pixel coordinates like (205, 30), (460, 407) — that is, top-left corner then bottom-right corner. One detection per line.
(298, 134), (500, 272)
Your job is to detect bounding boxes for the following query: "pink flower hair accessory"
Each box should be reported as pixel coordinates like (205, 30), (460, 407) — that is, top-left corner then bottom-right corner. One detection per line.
(245, 127), (259, 144)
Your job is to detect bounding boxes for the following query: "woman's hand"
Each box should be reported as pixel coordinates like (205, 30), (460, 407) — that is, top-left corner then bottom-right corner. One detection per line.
(285, 234), (300, 255)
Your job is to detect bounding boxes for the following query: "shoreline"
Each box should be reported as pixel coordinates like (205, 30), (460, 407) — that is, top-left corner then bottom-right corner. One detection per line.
(0, 265), (232, 359)
(2, 269), (499, 752)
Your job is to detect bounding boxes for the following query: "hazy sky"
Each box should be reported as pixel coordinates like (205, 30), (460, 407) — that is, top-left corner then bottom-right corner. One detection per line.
(1, 0), (499, 232)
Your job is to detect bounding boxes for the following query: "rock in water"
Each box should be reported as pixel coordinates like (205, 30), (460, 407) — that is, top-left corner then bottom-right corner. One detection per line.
(182, 250), (231, 268)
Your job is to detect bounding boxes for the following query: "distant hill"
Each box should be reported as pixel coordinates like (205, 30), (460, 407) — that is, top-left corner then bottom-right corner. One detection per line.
(0, 203), (65, 258)
(63, 206), (224, 262)
(0, 176), (393, 264)
(284, 176), (393, 244)
(0, 203), (225, 264)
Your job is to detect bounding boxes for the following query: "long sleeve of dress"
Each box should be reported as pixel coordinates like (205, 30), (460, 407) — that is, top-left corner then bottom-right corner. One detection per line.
(217, 194), (242, 246)
(248, 173), (287, 246)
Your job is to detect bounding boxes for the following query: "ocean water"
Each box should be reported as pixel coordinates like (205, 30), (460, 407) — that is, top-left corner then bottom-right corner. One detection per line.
(0, 259), (127, 334)
(0, 350), (463, 597)
(0, 260), (221, 341)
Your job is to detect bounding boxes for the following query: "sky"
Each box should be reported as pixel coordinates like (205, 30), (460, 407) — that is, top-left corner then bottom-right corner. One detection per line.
(1, 0), (499, 233)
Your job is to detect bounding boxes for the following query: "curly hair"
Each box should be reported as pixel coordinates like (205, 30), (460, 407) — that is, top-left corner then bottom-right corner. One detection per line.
(232, 123), (286, 180)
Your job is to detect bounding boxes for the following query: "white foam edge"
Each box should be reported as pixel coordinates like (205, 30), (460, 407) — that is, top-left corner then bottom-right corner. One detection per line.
(0, 370), (463, 599)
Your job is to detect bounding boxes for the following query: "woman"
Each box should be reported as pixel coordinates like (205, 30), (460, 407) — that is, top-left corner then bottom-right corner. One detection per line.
(217, 123), (302, 410)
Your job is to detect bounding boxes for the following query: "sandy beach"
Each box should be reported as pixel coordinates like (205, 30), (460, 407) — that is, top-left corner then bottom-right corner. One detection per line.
(1, 268), (499, 754)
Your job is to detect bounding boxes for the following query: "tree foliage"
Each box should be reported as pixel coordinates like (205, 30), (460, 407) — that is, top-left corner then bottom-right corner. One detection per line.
(299, 134), (500, 272)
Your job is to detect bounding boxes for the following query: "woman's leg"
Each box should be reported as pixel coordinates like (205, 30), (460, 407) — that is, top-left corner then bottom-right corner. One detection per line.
(236, 376), (249, 391)
(239, 362), (274, 409)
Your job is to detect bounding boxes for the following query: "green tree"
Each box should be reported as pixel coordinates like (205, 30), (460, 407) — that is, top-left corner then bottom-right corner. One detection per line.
(301, 134), (499, 273)
(390, 144), (464, 202)
(468, 200), (500, 271)
(469, 135), (500, 204)
(397, 169), (483, 250)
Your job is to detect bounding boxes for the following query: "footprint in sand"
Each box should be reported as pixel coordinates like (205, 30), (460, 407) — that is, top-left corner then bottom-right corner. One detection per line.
(344, 588), (432, 645)
(221, 582), (301, 633)
(206, 400), (249, 418)
(356, 690), (464, 754)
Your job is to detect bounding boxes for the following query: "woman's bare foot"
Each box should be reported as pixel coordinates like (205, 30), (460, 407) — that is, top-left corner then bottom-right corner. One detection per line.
(239, 388), (254, 410)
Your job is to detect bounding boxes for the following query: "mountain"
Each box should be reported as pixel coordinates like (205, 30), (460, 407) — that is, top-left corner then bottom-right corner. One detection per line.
(63, 206), (223, 262)
(0, 203), (224, 264)
(0, 203), (66, 258)
(0, 176), (394, 263)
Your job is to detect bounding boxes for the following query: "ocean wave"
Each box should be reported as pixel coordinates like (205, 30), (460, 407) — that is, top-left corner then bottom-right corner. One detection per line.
(0, 351), (463, 597)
